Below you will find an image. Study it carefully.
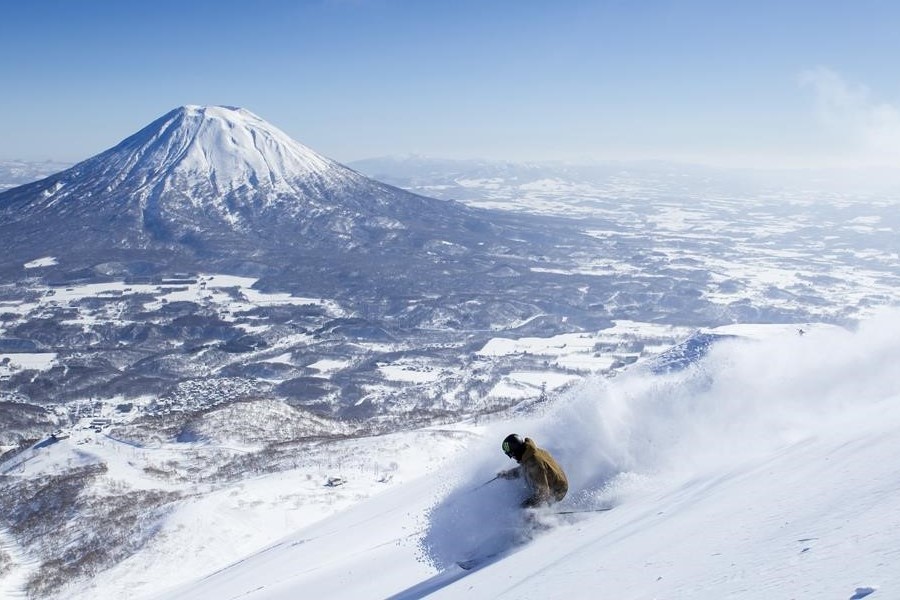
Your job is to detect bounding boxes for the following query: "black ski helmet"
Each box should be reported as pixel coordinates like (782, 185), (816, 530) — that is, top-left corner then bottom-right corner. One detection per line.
(502, 433), (525, 460)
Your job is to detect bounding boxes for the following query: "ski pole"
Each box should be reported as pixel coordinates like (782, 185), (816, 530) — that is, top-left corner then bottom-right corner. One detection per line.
(470, 475), (500, 492)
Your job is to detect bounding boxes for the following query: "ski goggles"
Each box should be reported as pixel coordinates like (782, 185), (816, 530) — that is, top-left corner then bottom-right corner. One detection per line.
(502, 440), (514, 457)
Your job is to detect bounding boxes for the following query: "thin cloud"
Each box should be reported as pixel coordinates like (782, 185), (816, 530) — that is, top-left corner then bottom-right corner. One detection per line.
(801, 66), (900, 166)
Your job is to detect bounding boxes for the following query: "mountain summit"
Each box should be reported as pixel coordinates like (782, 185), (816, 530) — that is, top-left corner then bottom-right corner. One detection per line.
(0, 106), (396, 234)
(78, 105), (360, 201)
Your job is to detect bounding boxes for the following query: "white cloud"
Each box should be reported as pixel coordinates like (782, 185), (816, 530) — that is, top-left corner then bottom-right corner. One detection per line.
(801, 66), (900, 167)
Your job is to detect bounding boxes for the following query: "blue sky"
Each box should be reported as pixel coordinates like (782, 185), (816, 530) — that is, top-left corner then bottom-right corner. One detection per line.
(2, 0), (899, 168)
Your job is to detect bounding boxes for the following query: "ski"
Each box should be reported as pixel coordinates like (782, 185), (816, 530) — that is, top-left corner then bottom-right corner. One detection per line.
(456, 558), (486, 570)
(456, 551), (504, 571)
(554, 507), (614, 515)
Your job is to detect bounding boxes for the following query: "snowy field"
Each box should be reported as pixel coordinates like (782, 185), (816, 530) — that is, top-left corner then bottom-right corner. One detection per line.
(0, 271), (347, 329)
(11, 308), (894, 600)
(0, 352), (57, 378)
(353, 160), (900, 326)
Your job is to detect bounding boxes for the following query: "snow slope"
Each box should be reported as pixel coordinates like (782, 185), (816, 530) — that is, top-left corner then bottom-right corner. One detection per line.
(130, 308), (900, 600)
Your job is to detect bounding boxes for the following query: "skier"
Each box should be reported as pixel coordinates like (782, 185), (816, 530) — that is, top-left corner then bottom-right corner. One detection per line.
(497, 433), (568, 508)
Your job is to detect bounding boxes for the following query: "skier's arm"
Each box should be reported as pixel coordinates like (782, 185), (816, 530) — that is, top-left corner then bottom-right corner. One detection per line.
(497, 466), (522, 480)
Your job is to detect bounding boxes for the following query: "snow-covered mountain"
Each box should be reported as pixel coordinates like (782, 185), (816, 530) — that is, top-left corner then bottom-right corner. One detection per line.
(13, 105), (422, 223)
(0, 106), (623, 334)
(11, 311), (895, 600)
(0, 106), (479, 267)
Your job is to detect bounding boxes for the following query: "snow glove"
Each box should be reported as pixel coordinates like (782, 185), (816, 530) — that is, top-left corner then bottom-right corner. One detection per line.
(497, 467), (522, 480)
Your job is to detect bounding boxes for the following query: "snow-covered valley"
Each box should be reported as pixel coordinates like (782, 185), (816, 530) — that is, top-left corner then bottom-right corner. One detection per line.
(7, 313), (895, 600)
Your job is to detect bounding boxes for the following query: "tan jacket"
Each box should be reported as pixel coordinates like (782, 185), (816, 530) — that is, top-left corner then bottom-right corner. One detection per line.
(506, 438), (568, 507)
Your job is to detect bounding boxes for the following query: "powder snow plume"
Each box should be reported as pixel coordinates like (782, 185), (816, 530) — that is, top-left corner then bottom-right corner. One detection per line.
(420, 307), (900, 569)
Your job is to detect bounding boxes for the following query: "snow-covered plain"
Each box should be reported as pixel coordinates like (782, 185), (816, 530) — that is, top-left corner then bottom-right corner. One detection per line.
(40, 309), (900, 600)
(351, 158), (900, 326)
(0, 273), (346, 324)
